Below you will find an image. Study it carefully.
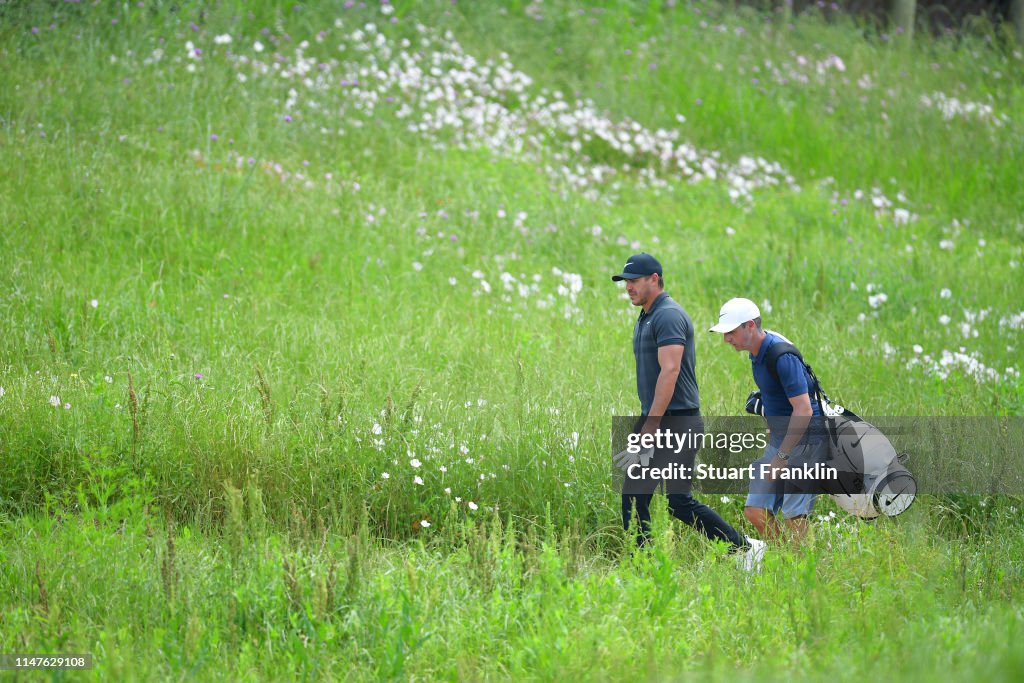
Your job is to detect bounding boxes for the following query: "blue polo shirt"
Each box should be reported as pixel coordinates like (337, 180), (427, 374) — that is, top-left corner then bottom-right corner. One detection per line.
(751, 332), (823, 446)
(634, 292), (699, 414)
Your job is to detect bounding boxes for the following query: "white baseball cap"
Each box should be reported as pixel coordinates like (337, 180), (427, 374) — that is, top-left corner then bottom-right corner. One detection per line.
(708, 298), (761, 333)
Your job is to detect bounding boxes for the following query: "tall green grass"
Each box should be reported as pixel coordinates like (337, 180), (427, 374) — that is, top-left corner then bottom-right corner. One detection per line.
(1, 0), (1023, 679)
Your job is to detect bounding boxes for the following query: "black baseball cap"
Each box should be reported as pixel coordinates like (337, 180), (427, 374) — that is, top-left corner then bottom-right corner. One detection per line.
(611, 253), (662, 281)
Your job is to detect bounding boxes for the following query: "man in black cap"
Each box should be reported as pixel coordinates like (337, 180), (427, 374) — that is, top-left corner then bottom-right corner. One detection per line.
(612, 254), (764, 570)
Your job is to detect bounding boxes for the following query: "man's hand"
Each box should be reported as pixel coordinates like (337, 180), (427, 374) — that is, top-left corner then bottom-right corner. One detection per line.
(764, 452), (790, 481)
(613, 446), (654, 471)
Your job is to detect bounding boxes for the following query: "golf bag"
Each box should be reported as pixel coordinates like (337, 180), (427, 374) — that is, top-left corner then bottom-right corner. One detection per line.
(825, 411), (917, 518)
(744, 336), (917, 519)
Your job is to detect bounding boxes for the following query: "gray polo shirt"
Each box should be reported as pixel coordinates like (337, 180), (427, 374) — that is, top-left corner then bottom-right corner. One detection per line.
(633, 292), (699, 414)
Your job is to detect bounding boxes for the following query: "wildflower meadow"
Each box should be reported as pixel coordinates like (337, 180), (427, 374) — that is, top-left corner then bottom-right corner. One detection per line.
(1, 0), (1023, 680)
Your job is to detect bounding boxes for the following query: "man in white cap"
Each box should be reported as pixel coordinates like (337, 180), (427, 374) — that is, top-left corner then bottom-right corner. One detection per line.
(709, 298), (825, 543)
(612, 255), (765, 570)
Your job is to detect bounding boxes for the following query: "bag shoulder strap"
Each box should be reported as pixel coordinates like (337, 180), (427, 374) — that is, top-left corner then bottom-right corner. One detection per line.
(763, 339), (831, 405)
(763, 341), (802, 382)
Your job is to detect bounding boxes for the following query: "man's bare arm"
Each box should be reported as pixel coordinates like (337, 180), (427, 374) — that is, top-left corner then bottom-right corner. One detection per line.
(643, 344), (683, 433)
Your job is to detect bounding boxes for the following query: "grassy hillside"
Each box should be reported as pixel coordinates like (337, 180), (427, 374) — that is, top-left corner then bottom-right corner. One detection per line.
(1, 1), (1022, 679)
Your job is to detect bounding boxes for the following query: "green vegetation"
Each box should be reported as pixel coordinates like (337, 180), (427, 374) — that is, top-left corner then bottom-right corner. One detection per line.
(1, 1), (1022, 679)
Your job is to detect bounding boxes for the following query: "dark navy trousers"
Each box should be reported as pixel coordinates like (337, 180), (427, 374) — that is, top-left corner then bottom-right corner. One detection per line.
(621, 411), (746, 549)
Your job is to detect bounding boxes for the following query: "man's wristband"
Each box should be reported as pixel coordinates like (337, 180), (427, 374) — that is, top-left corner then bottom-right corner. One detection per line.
(777, 451), (791, 461)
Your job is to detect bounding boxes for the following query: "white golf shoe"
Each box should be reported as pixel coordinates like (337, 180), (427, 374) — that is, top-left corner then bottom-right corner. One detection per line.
(740, 536), (766, 573)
